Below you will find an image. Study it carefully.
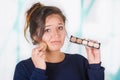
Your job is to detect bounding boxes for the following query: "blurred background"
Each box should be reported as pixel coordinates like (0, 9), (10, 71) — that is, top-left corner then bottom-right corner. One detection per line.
(0, 0), (120, 80)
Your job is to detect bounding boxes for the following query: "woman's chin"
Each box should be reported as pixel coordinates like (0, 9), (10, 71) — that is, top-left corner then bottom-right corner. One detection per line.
(47, 46), (61, 52)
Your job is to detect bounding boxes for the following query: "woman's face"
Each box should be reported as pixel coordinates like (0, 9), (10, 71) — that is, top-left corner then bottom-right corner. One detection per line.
(42, 14), (66, 52)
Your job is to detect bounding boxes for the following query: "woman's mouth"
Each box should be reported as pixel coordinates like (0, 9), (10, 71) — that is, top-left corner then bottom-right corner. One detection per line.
(51, 41), (61, 45)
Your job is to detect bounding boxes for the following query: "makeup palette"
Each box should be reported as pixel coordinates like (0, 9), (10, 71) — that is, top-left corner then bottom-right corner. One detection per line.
(70, 35), (100, 49)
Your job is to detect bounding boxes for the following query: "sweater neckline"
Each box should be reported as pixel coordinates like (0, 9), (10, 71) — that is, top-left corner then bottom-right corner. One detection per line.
(46, 53), (68, 65)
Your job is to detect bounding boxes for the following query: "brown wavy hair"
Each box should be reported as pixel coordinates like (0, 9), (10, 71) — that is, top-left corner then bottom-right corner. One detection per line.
(24, 2), (66, 44)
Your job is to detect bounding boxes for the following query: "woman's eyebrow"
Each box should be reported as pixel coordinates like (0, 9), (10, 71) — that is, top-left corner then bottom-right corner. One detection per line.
(58, 23), (64, 25)
(45, 23), (64, 27)
(45, 25), (51, 27)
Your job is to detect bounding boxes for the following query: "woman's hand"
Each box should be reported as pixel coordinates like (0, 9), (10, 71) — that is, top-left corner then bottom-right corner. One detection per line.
(85, 40), (101, 64)
(32, 42), (47, 70)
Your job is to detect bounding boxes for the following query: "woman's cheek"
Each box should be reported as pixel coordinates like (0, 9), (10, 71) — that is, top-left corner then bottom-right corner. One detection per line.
(42, 35), (51, 42)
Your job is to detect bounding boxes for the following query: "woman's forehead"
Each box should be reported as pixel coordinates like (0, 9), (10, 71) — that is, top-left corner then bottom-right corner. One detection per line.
(45, 14), (64, 25)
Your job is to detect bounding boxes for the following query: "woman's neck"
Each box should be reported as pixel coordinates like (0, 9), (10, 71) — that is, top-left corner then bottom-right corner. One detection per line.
(45, 51), (65, 63)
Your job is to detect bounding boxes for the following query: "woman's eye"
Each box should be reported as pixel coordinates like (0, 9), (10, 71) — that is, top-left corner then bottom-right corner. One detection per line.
(44, 29), (50, 33)
(58, 26), (63, 30)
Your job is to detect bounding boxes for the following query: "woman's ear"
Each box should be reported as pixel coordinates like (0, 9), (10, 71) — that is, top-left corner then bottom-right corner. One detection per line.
(65, 29), (67, 36)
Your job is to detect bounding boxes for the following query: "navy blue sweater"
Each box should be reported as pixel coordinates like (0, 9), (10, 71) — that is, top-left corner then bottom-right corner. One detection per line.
(13, 53), (104, 80)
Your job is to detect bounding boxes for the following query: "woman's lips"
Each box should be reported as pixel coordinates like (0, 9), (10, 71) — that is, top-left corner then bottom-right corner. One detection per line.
(51, 41), (61, 45)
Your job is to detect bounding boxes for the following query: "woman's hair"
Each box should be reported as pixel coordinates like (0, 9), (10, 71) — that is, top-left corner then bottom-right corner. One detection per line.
(24, 2), (66, 44)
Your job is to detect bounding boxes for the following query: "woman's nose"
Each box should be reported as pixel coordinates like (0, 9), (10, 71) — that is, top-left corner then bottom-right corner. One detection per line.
(52, 29), (59, 37)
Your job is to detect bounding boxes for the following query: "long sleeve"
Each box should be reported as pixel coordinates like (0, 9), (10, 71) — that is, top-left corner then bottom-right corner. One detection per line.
(30, 68), (48, 80)
(82, 56), (105, 80)
(13, 60), (48, 80)
(88, 63), (105, 80)
(71, 54), (105, 80)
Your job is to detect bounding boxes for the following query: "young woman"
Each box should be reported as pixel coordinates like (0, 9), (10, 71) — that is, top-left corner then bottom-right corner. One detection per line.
(13, 2), (104, 80)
